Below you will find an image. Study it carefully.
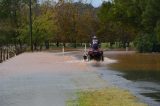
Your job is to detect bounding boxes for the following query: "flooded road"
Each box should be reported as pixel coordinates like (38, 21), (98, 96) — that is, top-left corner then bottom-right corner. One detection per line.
(104, 52), (160, 106)
(0, 52), (107, 106)
(66, 51), (160, 106)
(0, 51), (160, 106)
(102, 52), (160, 106)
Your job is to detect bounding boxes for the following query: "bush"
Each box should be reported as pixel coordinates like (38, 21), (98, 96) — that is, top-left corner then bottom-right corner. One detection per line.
(134, 33), (156, 53)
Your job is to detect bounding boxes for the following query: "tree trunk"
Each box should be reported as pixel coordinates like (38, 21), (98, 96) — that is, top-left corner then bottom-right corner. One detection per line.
(3, 49), (6, 61)
(45, 41), (49, 49)
(63, 43), (66, 47)
(56, 41), (59, 47)
(40, 45), (42, 51)
(74, 40), (77, 48)
(0, 48), (2, 63)
(18, 40), (22, 51)
(110, 42), (114, 48)
(6, 48), (9, 59)
(122, 41), (129, 48)
(34, 43), (37, 50)
(80, 42), (83, 47)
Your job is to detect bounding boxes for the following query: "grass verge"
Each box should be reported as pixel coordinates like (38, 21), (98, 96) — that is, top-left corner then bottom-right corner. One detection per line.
(67, 88), (147, 106)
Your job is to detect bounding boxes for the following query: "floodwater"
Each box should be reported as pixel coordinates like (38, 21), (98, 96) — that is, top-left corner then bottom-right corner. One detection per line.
(66, 51), (160, 106)
(0, 52), (107, 106)
(1, 51), (160, 106)
(104, 51), (160, 106)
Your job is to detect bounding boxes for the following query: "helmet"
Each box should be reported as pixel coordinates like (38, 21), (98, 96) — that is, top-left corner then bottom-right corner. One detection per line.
(93, 36), (97, 39)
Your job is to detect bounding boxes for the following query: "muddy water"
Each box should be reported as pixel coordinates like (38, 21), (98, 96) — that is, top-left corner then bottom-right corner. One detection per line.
(104, 51), (160, 106)
(3, 51), (158, 106)
(66, 51), (160, 106)
(0, 52), (107, 106)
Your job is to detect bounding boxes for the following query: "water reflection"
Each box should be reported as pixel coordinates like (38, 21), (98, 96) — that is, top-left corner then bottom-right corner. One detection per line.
(66, 51), (160, 105)
(122, 70), (160, 82)
(142, 92), (160, 102)
(105, 52), (160, 105)
(106, 53), (160, 72)
(106, 52), (160, 81)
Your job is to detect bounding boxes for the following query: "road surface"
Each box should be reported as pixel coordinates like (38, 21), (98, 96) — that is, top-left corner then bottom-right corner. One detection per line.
(0, 52), (107, 106)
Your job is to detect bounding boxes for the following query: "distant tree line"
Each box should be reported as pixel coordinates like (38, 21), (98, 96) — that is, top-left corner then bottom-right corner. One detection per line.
(98, 0), (160, 52)
(0, 0), (160, 52)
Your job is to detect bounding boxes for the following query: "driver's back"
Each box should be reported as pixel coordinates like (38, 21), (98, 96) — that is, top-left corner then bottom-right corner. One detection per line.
(91, 37), (99, 50)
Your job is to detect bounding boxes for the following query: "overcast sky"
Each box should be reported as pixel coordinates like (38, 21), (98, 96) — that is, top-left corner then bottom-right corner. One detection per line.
(90, 0), (109, 7)
(39, 0), (109, 7)
(75, 0), (108, 7)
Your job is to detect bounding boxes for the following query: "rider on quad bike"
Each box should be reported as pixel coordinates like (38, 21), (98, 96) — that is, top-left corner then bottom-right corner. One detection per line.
(90, 36), (100, 50)
(86, 36), (104, 61)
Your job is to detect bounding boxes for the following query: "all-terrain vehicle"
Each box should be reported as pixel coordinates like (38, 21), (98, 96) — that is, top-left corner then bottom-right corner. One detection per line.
(83, 36), (104, 61)
(87, 48), (104, 61)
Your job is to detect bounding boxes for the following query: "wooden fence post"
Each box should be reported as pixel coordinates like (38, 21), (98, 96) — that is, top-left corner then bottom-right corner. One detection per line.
(3, 48), (5, 61)
(6, 48), (9, 59)
(0, 48), (2, 63)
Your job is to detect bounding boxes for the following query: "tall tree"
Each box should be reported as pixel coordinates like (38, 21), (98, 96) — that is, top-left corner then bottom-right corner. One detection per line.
(141, 0), (160, 52)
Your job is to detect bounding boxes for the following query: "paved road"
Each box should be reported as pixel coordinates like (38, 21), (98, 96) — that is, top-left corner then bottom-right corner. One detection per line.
(0, 52), (107, 106)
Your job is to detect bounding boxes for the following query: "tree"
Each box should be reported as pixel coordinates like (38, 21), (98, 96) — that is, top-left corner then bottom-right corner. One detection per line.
(156, 21), (160, 43)
(18, 1), (57, 50)
(141, 0), (160, 52)
(54, 2), (98, 47)
(98, 1), (135, 47)
(0, 0), (30, 49)
(142, 0), (160, 32)
(134, 33), (155, 52)
(97, 1), (116, 47)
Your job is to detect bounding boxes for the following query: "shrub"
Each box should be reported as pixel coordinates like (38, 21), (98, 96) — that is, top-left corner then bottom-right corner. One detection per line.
(134, 33), (156, 53)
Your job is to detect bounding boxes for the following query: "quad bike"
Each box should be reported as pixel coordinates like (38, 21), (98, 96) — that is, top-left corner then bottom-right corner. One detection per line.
(83, 36), (104, 62)
(87, 48), (104, 61)
(83, 48), (104, 62)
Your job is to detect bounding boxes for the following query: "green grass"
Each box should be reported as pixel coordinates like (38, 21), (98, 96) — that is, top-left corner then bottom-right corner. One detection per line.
(67, 88), (147, 106)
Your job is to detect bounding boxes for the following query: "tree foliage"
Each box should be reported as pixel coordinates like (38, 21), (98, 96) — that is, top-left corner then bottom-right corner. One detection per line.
(54, 2), (98, 47)
(98, 0), (160, 52)
(1, 0), (160, 52)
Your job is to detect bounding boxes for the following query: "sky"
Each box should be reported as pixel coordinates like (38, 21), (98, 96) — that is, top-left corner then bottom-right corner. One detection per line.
(39, 0), (109, 7)
(89, 0), (108, 7)
(74, 0), (108, 7)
